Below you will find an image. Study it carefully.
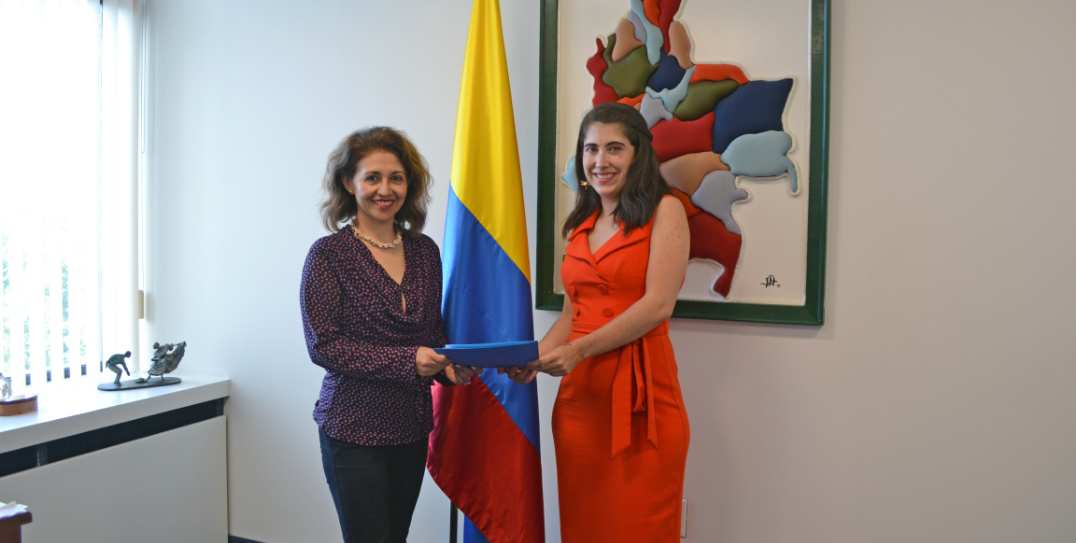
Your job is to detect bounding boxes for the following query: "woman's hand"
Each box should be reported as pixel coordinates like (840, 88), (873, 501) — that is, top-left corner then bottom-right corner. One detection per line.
(532, 343), (584, 377)
(503, 366), (539, 384)
(416, 347), (449, 377)
(444, 364), (479, 385)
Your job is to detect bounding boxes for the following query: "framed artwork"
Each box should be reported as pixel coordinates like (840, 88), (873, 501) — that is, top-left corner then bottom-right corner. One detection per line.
(536, 0), (830, 324)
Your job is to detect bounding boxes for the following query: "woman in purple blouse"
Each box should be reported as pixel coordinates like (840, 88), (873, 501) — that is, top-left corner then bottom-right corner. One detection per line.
(301, 127), (473, 543)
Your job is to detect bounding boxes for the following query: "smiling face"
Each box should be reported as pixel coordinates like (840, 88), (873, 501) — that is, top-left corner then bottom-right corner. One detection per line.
(346, 149), (408, 230)
(581, 121), (636, 205)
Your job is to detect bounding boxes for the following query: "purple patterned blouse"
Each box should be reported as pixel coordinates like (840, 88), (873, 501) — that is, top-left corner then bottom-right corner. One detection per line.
(301, 228), (447, 446)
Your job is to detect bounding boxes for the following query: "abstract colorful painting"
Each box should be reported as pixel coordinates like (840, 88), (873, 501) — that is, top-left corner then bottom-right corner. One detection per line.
(537, 0), (830, 324)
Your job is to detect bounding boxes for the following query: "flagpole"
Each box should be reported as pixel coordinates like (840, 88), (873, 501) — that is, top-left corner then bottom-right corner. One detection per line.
(449, 504), (458, 542)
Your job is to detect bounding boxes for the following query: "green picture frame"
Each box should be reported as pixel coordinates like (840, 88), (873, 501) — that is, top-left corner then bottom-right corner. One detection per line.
(535, 0), (831, 325)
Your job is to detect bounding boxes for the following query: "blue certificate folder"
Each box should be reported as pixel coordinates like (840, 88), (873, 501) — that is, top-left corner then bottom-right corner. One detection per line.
(435, 340), (538, 368)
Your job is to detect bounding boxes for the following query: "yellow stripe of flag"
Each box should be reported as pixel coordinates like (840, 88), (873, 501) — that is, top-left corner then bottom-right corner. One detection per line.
(451, 0), (530, 283)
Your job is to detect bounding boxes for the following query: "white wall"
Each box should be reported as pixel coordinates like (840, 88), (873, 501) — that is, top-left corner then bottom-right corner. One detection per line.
(146, 1), (1076, 542)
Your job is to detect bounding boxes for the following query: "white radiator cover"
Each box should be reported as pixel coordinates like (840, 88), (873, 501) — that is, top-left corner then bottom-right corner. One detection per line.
(0, 416), (228, 543)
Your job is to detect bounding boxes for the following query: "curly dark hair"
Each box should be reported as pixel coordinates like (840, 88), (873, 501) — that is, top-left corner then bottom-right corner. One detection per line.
(320, 127), (432, 233)
(562, 102), (670, 238)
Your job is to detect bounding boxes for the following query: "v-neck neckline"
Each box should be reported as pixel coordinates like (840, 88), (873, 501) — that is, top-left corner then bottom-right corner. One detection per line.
(588, 229), (620, 258)
(353, 231), (409, 289)
(587, 214), (621, 258)
(570, 210), (653, 265)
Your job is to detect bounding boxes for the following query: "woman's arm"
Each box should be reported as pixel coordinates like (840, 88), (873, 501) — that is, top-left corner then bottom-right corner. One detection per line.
(507, 294), (575, 383)
(535, 196), (689, 376)
(300, 242), (444, 385)
(539, 294), (575, 354)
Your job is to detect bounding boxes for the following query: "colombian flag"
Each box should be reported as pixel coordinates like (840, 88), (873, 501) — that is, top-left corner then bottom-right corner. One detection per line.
(426, 0), (545, 542)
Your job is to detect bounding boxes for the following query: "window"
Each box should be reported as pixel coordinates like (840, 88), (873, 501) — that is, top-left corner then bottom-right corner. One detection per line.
(0, 0), (144, 388)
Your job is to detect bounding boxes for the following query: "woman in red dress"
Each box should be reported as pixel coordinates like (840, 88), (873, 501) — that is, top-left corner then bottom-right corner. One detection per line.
(512, 103), (691, 541)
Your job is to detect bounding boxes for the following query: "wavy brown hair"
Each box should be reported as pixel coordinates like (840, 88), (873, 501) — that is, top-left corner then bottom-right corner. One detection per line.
(562, 102), (669, 238)
(320, 127), (432, 233)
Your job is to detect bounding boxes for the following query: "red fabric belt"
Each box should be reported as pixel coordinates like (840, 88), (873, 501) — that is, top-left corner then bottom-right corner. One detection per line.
(572, 323), (667, 457)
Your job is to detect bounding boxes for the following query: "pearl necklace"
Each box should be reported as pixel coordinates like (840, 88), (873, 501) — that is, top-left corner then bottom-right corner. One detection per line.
(350, 223), (402, 249)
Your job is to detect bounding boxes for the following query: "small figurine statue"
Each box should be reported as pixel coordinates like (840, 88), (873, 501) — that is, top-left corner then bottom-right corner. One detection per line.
(137, 341), (186, 384)
(104, 351), (132, 386)
(0, 372), (11, 401)
(98, 341), (187, 391)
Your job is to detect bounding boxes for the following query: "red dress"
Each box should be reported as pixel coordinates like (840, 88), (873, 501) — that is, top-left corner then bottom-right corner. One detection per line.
(553, 210), (691, 542)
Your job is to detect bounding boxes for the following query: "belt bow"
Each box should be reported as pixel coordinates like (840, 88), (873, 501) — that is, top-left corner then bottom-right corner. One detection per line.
(609, 328), (664, 457)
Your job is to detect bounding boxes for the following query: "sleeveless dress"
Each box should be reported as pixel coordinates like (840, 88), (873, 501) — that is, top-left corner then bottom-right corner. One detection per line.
(553, 209), (691, 542)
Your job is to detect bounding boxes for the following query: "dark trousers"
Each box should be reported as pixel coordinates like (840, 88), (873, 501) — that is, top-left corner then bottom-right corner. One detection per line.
(319, 429), (429, 543)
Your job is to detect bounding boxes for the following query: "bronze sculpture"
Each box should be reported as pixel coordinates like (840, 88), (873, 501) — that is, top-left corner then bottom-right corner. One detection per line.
(98, 341), (187, 391)
(104, 351), (132, 386)
(136, 341), (186, 384)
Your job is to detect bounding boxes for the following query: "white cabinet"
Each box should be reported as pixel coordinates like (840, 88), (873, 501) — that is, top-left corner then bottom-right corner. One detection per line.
(0, 416), (228, 543)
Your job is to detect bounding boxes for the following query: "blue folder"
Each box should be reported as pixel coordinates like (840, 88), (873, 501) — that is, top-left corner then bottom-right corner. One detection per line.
(435, 340), (538, 368)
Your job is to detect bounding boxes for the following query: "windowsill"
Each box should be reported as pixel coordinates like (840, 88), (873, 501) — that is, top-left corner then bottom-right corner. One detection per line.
(0, 374), (230, 455)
